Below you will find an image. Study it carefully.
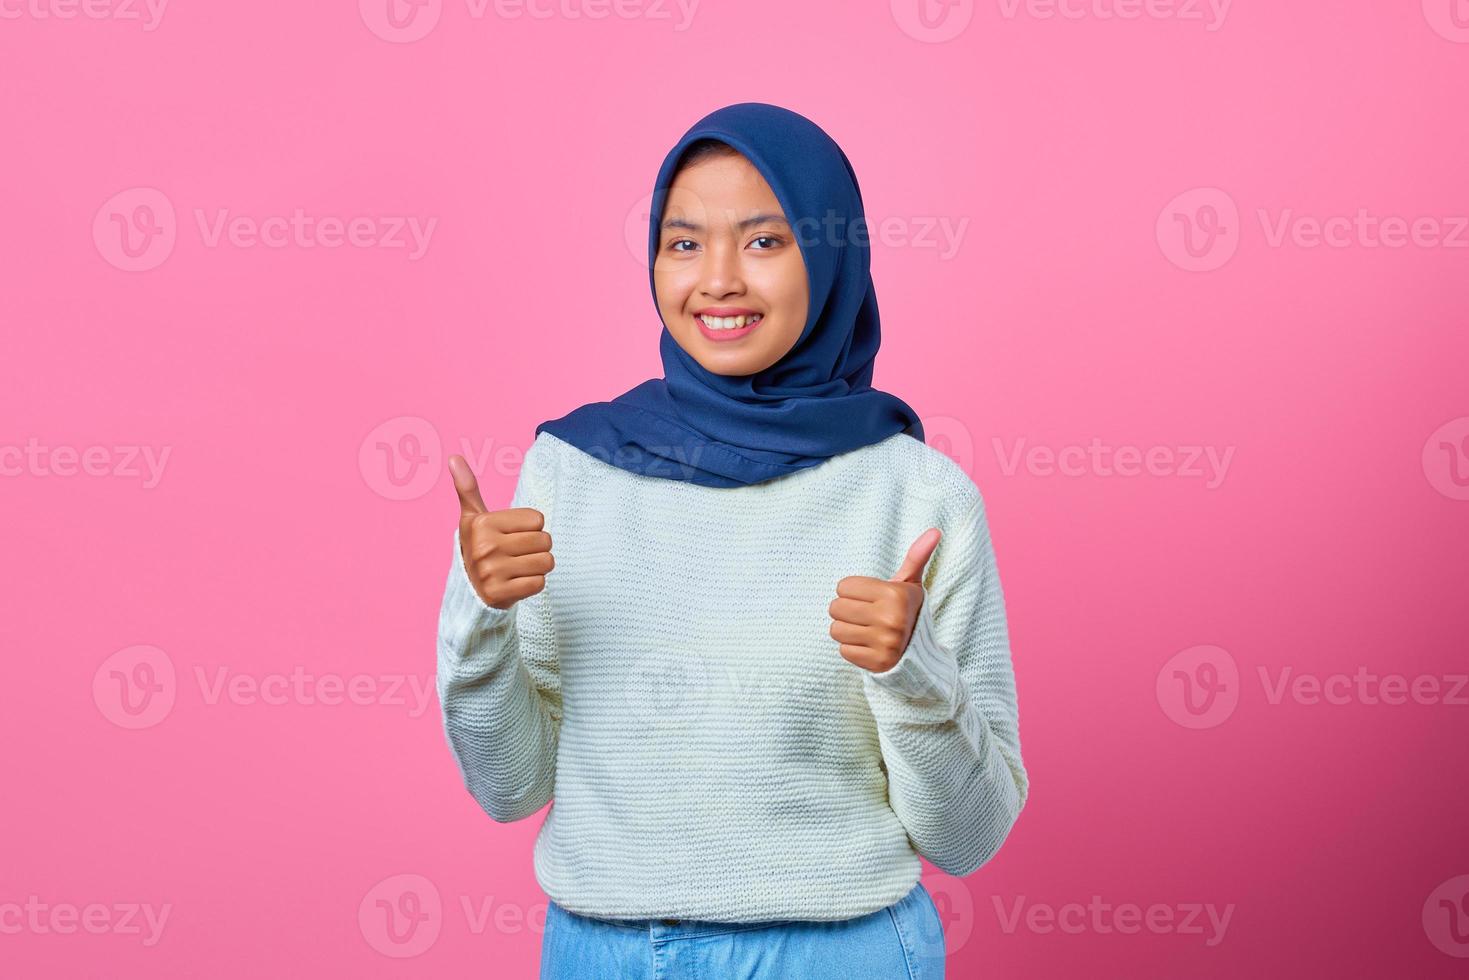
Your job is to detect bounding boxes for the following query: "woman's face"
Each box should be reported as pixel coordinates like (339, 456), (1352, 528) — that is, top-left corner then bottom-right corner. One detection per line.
(654, 151), (810, 376)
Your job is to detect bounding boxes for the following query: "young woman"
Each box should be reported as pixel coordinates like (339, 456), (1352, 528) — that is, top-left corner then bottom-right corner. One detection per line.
(437, 102), (1028, 979)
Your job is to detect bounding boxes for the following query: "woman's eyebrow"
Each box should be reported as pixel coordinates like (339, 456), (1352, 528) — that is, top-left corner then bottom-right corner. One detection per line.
(663, 213), (791, 232)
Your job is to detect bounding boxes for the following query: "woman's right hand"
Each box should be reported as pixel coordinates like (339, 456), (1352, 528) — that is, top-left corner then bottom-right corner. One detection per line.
(448, 455), (555, 610)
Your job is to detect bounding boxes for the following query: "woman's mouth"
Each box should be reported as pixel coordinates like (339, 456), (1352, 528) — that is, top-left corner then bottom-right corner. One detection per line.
(695, 312), (764, 342)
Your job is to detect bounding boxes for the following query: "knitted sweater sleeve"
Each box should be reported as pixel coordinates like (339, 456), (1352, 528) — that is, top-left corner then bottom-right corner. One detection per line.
(435, 453), (562, 823)
(861, 493), (1029, 877)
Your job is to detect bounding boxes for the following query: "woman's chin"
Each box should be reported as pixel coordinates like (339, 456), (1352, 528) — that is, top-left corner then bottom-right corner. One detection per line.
(688, 347), (767, 377)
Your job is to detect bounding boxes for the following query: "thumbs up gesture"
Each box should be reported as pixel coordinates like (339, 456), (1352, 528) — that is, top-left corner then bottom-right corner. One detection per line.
(828, 528), (942, 672)
(448, 454), (555, 611)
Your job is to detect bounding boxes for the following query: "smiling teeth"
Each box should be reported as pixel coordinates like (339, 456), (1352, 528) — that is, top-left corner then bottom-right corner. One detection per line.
(700, 314), (762, 330)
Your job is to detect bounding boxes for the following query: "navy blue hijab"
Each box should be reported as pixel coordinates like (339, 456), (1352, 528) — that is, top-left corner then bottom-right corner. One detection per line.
(535, 101), (925, 488)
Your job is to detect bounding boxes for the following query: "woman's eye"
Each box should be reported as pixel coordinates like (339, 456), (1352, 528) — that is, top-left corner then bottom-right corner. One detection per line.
(668, 239), (697, 253)
(749, 236), (781, 250)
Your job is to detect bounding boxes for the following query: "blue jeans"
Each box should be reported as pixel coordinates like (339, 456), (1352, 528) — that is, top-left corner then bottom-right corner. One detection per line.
(540, 880), (946, 979)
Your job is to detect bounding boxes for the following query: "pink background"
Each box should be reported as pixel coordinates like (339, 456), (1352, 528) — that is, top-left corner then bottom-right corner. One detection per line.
(3, 1), (1467, 977)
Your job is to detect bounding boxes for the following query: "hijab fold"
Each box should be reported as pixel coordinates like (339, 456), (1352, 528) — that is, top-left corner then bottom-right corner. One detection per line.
(535, 101), (924, 488)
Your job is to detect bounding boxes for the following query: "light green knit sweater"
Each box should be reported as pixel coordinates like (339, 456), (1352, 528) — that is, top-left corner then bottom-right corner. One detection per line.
(436, 429), (1027, 923)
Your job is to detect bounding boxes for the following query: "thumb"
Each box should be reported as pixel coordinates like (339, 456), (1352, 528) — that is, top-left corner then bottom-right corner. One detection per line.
(890, 527), (941, 585)
(447, 455), (488, 516)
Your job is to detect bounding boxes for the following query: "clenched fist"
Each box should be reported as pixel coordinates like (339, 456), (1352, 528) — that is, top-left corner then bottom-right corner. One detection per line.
(829, 528), (942, 672)
(448, 454), (555, 610)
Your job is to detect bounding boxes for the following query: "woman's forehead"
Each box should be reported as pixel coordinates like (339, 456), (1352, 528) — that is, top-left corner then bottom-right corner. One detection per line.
(660, 173), (788, 232)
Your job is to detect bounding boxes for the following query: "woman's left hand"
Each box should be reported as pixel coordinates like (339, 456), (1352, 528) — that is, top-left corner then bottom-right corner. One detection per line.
(829, 528), (942, 673)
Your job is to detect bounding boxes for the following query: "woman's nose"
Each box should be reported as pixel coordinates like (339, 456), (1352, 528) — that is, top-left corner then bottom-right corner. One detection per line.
(699, 240), (744, 297)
